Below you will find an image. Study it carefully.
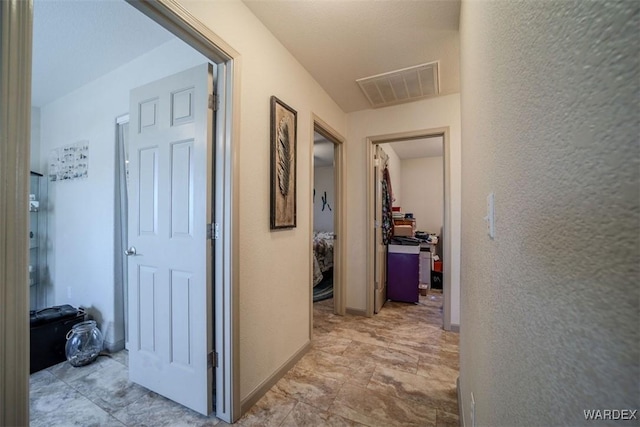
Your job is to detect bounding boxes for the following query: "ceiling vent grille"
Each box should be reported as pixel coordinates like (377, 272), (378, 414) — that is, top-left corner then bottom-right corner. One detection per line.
(356, 61), (440, 108)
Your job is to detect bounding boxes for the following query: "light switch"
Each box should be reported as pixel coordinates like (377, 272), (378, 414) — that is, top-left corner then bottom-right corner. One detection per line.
(485, 192), (495, 239)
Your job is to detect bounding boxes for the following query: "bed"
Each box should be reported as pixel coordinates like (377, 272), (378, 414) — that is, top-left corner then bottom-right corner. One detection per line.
(313, 231), (334, 286)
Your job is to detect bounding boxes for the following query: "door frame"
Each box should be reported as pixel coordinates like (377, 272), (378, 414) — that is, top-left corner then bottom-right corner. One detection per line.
(365, 127), (453, 331)
(0, 0), (242, 423)
(309, 116), (347, 334)
(125, 1), (241, 422)
(0, 1), (32, 424)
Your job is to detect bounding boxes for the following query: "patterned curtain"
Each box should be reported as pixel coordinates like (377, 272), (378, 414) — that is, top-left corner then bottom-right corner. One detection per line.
(381, 167), (394, 244)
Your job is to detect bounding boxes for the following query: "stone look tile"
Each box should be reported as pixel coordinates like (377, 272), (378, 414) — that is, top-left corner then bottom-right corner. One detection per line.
(329, 383), (437, 427)
(108, 349), (129, 367)
(311, 334), (352, 355)
(111, 390), (221, 427)
(67, 356), (148, 413)
(417, 357), (459, 384)
(281, 401), (365, 427)
(30, 374), (83, 415)
(292, 349), (353, 382)
(343, 361), (378, 388)
(30, 376), (125, 427)
(47, 354), (110, 383)
(29, 369), (58, 392)
(368, 366), (458, 413)
(342, 341), (419, 375)
(235, 390), (297, 427)
(273, 367), (343, 411)
(293, 349), (376, 388)
(436, 408), (460, 427)
(329, 323), (390, 348)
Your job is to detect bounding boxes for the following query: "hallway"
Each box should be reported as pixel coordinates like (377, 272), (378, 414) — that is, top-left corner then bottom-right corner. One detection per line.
(237, 291), (459, 426)
(29, 290), (458, 426)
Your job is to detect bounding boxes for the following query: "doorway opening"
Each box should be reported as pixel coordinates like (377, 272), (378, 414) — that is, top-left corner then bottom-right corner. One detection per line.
(310, 118), (346, 334)
(23, 0), (240, 422)
(366, 128), (452, 330)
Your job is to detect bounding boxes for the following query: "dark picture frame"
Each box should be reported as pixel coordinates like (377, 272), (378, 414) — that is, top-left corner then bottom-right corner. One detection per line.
(270, 96), (297, 229)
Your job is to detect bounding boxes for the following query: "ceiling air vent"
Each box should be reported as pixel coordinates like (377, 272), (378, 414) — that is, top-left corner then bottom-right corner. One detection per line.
(356, 61), (440, 108)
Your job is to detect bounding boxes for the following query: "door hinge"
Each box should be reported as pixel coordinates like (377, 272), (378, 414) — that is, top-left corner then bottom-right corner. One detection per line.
(208, 93), (218, 111)
(207, 351), (218, 368)
(206, 223), (220, 240)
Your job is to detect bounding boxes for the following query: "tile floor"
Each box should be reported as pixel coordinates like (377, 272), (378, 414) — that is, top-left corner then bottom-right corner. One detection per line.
(30, 290), (459, 426)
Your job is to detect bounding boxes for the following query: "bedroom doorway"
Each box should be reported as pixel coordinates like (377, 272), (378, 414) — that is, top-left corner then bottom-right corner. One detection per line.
(310, 118), (345, 326)
(366, 128), (453, 330)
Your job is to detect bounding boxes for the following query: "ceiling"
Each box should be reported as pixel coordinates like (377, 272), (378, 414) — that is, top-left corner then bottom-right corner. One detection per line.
(385, 136), (443, 159)
(314, 134), (442, 168)
(32, 0), (174, 107)
(243, 0), (461, 112)
(31, 0), (461, 113)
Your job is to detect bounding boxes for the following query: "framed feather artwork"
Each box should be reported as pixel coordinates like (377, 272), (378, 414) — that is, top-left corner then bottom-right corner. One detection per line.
(270, 96), (297, 229)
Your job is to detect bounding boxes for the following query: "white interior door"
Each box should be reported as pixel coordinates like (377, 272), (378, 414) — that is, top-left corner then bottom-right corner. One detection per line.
(374, 145), (389, 314)
(127, 63), (214, 416)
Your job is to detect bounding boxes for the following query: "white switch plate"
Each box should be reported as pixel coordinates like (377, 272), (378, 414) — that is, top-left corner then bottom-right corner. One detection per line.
(485, 192), (495, 239)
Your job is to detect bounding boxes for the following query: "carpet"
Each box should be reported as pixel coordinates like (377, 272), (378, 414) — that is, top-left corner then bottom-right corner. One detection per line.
(313, 275), (333, 302)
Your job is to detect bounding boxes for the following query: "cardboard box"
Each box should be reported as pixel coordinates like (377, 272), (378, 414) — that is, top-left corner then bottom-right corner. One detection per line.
(394, 225), (413, 237)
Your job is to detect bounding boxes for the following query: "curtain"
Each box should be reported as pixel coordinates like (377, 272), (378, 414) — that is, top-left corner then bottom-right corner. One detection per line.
(381, 166), (394, 244)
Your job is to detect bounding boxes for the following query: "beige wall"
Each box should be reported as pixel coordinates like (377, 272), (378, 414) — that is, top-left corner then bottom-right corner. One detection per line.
(401, 156), (443, 234)
(459, 1), (639, 425)
(180, 0), (347, 401)
(346, 94), (461, 324)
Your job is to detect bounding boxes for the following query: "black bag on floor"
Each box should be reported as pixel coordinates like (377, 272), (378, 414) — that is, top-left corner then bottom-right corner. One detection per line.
(30, 305), (85, 373)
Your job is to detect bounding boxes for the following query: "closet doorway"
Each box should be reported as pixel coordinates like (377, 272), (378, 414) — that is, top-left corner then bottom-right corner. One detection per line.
(366, 128), (453, 330)
(310, 118), (346, 331)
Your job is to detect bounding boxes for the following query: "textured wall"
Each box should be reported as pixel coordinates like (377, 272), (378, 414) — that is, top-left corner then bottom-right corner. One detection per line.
(459, 1), (639, 425)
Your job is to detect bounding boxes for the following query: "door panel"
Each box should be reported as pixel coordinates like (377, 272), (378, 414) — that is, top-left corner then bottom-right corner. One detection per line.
(170, 141), (194, 237)
(128, 63), (214, 416)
